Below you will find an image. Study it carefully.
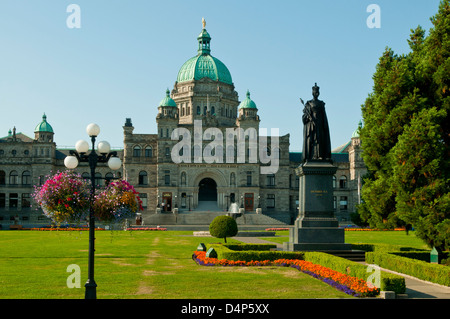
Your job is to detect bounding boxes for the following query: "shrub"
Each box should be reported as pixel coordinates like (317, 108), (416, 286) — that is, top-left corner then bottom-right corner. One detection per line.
(209, 215), (238, 243)
(367, 251), (450, 287)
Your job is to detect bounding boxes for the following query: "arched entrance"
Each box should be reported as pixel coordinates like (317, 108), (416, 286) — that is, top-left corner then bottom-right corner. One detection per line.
(198, 178), (217, 202)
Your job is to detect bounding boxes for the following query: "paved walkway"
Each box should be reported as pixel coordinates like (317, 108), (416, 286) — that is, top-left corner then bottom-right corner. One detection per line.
(234, 236), (450, 299)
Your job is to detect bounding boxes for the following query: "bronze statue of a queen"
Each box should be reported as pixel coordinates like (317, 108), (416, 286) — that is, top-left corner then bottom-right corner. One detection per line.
(301, 83), (332, 163)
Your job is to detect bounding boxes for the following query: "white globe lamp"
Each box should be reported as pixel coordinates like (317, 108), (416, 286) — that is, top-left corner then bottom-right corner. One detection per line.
(108, 157), (122, 170)
(75, 140), (90, 153)
(64, 155), (79, 169)
(86, 123), (100, 137)
(97, 141), (111, 154)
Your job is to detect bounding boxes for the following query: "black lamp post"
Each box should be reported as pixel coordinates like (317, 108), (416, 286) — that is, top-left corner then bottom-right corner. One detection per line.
(64, 123), (122, 299)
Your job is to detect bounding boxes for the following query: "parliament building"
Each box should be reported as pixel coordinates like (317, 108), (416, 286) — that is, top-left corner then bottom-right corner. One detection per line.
(0, 22), (366, 228)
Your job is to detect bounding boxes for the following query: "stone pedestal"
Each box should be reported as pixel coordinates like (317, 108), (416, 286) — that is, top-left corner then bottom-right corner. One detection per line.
(284, 161), (351, 251)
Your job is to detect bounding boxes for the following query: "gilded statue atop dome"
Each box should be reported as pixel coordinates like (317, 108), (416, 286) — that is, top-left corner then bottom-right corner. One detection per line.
(202, 17), (206, 29)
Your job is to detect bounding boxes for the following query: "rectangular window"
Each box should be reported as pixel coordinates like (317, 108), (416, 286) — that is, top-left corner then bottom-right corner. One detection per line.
(145, 148), (152, 158)
(340, 196), (348, 210)
(164, 170), (170, 186)
(333, 196), (337, 211)
(266, 174), (275, 187)
(22, 194), (31, 208)
(246, 171), (252, 186)
(165, 147), (170, 157)
(0, 193), (5, 208)
(267, 194), (275, 208)
(139, 193), (148, 209)
(9, 193), (18, 208)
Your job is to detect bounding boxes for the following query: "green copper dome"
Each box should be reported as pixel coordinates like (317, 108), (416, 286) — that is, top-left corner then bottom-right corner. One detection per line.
(34, 113), (54, 133)
(159, 89), (177, 107)
(352, 120), (362, 138)
(239, 90), (257, 109)
(176, 21), (233, 85)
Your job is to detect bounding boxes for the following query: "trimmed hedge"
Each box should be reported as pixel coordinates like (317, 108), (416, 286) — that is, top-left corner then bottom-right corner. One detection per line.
(206, 243), (406, 294)
(209, 243), (304, 262)
(352, 243), (428, 253)
(366, 251), (450, 287)
(303, 252), (406, 294)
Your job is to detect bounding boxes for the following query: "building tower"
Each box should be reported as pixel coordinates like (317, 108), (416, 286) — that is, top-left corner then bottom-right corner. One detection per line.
(173, 19), (239, 126)
(349, 121), (366, 205)
(34, 113), (54, 143)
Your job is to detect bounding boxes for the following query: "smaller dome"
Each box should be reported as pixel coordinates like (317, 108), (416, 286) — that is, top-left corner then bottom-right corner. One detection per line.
(34, 113), (54, 133)
(159, 89), (177, 107)
(239, 90), (257, 109)
(352, 120), (362, 138)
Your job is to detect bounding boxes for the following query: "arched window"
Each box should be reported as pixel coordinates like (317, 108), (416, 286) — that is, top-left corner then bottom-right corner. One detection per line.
(9, 171), (18, 185)
(197, 106), (200, 115)
(95, 172), (103, 186)
(133, 145), (141, 157)
(139, 171), (148, 185)
(339, 175), (347, 189)
(145, 146), (153, 158)
(82, 172), (90, 180)
(333, 176), (337, 188)
(22, 171), (31, 185)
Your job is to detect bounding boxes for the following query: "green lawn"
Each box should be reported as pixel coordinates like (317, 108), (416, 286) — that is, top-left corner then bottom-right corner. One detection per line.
(264, 230), (429, 250)
(0, 230), (354, 299)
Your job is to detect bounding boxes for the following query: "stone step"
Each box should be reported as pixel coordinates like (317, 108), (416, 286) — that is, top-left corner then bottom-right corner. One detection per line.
(141, 210), (289, 226)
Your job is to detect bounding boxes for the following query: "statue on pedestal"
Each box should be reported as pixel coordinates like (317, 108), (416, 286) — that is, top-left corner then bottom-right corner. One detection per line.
(300, 83), (332, 163)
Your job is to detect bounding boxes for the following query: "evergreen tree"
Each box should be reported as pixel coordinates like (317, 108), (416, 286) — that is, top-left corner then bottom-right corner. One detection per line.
(360, 0), (449, 250)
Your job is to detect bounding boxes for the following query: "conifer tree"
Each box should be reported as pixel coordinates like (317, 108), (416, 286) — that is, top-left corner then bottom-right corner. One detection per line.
(360, 0), (449, 250)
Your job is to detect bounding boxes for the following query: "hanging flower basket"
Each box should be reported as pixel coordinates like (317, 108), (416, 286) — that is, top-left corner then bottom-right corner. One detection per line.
(93, 180), (143, 223)
(32, 171), (91, 224)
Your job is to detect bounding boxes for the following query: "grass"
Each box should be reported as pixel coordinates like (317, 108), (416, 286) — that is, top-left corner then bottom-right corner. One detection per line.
(0, 230), (354, 299)
(263, 230), (430, 250)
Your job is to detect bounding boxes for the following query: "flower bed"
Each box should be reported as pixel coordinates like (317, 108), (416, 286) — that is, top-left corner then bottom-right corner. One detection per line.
(192, 251), (379, 298)
(126, 227), (167, 231)
(27, 227), (105, 231)
(342, 227), (406, 231)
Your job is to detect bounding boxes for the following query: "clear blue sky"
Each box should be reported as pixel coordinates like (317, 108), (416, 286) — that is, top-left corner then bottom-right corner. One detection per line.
(0, 0), (441, 151)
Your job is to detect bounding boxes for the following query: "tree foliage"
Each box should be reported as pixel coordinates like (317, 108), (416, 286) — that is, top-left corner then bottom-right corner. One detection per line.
(360, 0), (450, 250)
(209, 215), (238, 243)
